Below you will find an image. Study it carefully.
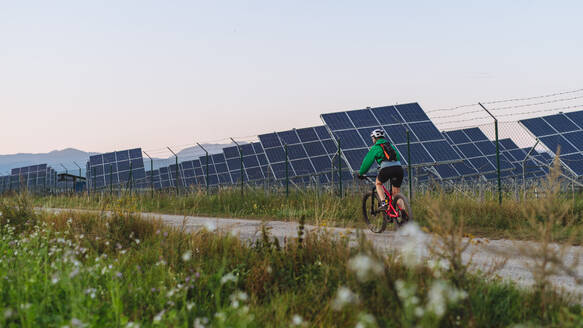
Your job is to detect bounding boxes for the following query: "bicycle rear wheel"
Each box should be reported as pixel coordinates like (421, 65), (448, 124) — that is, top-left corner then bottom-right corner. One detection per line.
(362, 191), (387, 233)
(392, 193), (412, 228)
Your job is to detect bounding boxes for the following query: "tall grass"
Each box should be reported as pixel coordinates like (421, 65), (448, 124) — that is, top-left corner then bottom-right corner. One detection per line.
(2, 194), (583, 326)
(31, 184), (583, 242)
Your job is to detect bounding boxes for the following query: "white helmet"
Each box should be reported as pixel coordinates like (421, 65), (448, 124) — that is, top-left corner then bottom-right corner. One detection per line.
(370, 129), (385, 138)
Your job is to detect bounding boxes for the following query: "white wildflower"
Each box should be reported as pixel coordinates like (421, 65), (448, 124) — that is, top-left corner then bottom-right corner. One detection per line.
(220, 272), (237, 285)
(71, 318), (87, 327)
(291, 314), (304, 326)
(69, 268), (79, 278)
(4, 308), (13, 319)
(229, 291), (248, 308)
(355, 312), (377, 328)
(182, 250), (192, 262)
(193, 317), (209, 328)
(153, 310), (165, 323)
(204, 222), (217, 231)
(186, 302), (195, 310)
(51, 275), (60, 284)
(395, 280), (419, 308)
(135, 239), (140, 245)
(398, 222), (427, 267)
(214, 311), (226, 322)
(348, 254), (383, 282)
(426, 280), (467, 318)
(332, 286), (359, 311)
(67, 218), (73, 224)
(427, 259), (450, 278)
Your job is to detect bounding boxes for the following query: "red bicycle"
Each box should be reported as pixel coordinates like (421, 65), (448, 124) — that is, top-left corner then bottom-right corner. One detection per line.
(361, 175), (412, 233)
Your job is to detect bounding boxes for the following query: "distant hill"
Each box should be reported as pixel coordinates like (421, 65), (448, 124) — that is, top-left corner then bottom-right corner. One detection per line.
(0, 143), (235, 176)
(0, 148), (96, 175)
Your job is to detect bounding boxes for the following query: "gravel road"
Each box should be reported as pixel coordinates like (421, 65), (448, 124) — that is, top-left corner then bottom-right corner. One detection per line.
(42, 208), (583, 302)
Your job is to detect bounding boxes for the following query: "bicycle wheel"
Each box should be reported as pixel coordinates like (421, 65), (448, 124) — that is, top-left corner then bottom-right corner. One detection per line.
(362, 191), (387, 233)
(392, 193), (412, 228)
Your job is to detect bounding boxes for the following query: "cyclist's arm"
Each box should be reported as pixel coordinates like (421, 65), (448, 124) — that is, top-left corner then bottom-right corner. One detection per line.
(359, 147), (379, 175)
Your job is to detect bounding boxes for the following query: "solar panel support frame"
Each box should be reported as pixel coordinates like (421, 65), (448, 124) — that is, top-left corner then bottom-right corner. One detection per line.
(407, 129), (413, 200)
(284, 143), (289, 197)
(197, 143), (210, 195)
(479, 103), (502, 204)
(143, 151), (154, 198)
(522, 140), (539, 199)
(337, 138), (343, 198)
(230, 138), (244, 197)
(167, 147), (179, 195)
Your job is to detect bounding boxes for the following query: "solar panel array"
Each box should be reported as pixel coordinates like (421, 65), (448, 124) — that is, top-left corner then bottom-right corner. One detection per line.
(145, 151), (235, 190)
(8, 104), (580, 194)
(258, 126), (351, 183)
(0, 164), (57, 193)
(497, 138), (548, 178)
(320, 103), (462, 179)
(520, 111), (583, 176)
(87, 148), (146, 190)
(221, 142), (272, 184)
(442, 128), (516, 180)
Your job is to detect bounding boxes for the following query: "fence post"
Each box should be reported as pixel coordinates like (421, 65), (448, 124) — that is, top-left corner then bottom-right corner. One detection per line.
(167, 147), (179, 195)
(284, 143), (289, 197)
(522, 140), (539, 200)
(143, 151), (154, 198)
(406, 129), (412, 201)
(128, 161), (133, 196)
(479, 103), (502, 204)
(229, 138), (244, 197)
(337, 138), (342, 198)
(109, 164), (113, 197)
(197, 143), (210, 195)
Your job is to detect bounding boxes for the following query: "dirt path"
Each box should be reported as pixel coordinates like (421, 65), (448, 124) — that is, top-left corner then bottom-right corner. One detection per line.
(42, 207), (583, 302)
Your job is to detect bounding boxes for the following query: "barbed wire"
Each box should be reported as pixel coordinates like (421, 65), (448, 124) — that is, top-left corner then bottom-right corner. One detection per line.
(426, 87), (583, 114)
(483, 87), (583, 105)
(428, 108), (485, 120)
(489, 95), (583, 111)
(496, 103), (583, 119)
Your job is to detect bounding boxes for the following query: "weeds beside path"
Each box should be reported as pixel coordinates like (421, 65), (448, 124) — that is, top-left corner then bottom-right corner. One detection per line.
(39, 206), (583, 303)
(33, 188), (583, 243)
(2, 192), (583, 327)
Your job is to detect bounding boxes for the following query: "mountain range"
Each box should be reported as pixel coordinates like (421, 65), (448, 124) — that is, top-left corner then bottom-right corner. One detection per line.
(0, 143), (234, 176)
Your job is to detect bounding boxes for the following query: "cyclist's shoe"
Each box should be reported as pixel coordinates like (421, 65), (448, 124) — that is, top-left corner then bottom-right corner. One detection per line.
(378, 199), (389, 210)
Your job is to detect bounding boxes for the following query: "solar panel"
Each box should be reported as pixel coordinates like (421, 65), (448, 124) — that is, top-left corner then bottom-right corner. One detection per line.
(5, 164), (56, 192)
(258, 126), (350, 184)
(441, 128), (517, 178)
(519, 111), (583, 177)
(542, 114), (579, 133)
(520, 118), (556, 137)
(88, 148), (146, 190)
(321, 103), (461, 180)
(211, 153), (233, 184)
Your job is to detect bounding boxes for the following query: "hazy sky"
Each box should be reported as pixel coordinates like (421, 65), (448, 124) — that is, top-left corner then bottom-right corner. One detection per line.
(1, 1), (582, 155)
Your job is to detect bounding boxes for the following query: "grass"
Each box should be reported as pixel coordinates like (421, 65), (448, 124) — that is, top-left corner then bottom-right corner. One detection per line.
(29, 184), (583, 242)
(1, 193), (583, 327)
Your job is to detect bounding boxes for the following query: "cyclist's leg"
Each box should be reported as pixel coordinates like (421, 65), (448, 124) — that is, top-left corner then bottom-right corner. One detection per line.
(376, 168), (391, 207)
(388, 166), (405, 208)
(375, 177), (386, 202)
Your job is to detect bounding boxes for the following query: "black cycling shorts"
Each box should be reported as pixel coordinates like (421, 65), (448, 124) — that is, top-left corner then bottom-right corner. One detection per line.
(378, 165), (404, 187)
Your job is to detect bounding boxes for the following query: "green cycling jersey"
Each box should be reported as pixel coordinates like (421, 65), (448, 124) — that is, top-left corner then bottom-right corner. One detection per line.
(358, 138), (401, 175)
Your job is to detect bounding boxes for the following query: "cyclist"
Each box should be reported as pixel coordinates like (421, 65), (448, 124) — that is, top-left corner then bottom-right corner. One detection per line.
(358, 129), (404, 210)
